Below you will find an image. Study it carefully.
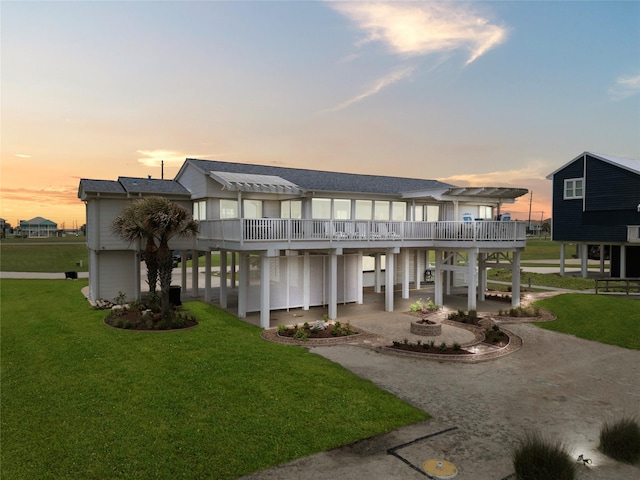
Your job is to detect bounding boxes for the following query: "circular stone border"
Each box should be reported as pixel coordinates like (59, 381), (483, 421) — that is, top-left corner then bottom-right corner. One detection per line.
(410, 320), (442, 336)
(261, 327), (377, 346)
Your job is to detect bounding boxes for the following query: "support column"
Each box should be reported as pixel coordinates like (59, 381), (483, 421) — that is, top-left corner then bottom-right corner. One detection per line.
(559, 243), (566, 276)
(327, 251), (338, 319)
(191, 249), (199, 297)
(402, 249), (410, 299)
(180, 250), (187, 291)
(444, 251), (451, 296)
(580, 243), (589, 278)
(357, 251), (363, 304)
(414, 249), (422, 290)
(204, 250), (212, 302)
(385, 248), (395, 312)
(478, 252), (486, 302)
(599, 244), (606, 274)
(467, 249), (477, 311)
(219, 250), (228, 308)
(260, 253), (270, 328)
(303, 252), (310, 310)
(620, 245), (627, 278)
(434, 250), (443, 307)
(237, 253), (249, 318)
(512, 250), (521, 307)
(374, 253), (382, 293)
(230, 252), (237, 287)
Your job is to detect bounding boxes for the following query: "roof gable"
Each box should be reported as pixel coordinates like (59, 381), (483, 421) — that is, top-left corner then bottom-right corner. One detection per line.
(546, 151), (640, 179)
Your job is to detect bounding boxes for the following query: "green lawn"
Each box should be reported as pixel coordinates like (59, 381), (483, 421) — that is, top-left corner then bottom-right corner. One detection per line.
(488, 269), (596, 291)
(0, 242), (89, 272)
(1, 279), (428, 480)
(534, 294), (640, 350)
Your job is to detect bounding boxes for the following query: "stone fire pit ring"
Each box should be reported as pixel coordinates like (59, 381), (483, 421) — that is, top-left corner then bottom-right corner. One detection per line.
(410, 318), (442, 336)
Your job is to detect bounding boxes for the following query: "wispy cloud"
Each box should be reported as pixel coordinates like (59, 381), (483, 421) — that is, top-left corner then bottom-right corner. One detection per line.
(1, 185), (80, 206)
(608, 74), (640, 100)
(438, 160), (551, 186)
(136, 150), (221, 167)
(324, 1), (507, 112)
(15, 154), (32, 158)
(322, 65), (416, 113)
(330, 1), (508, 65)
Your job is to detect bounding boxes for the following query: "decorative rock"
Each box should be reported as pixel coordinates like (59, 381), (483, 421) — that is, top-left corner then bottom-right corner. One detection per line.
(312, 320), (326, 330)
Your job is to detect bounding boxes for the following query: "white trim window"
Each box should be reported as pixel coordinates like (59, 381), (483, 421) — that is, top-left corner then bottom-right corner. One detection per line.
(564, 178), (584, 199)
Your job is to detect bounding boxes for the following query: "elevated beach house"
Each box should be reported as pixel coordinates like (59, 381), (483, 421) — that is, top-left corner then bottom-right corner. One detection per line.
(546, 151), (640, 278)
(79, 159), (528, 327)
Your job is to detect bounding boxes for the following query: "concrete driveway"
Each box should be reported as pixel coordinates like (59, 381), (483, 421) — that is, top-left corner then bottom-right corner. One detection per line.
(242, 312), (640, 479)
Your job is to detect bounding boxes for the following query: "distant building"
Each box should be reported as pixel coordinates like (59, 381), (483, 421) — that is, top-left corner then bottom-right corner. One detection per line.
(18, 217), (58, 238)
(547, 151), (640, 277)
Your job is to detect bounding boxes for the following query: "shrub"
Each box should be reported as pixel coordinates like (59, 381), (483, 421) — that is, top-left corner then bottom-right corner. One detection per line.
(599, 417), (640, 464)
(512, 431), (577, 480)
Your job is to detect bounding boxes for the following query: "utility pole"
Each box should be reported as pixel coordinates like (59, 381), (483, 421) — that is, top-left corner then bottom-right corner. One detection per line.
(528, 191), (533, 232)
(161, 160), (164, 179)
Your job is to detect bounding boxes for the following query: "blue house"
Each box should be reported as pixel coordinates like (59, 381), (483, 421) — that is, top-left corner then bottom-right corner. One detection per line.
(546, 152), (640, 278)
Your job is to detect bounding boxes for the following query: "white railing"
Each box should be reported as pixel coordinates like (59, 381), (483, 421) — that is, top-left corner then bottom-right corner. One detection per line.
(198, 219), (526, 245)
(628, 225), (640, 243)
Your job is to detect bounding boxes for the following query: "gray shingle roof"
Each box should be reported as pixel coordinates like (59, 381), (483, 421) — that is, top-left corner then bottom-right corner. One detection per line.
(79, 179), (126, 194)
(185, 159), (454, 196)
(78, 177), (190, 198)
(118, 177), (191, 195)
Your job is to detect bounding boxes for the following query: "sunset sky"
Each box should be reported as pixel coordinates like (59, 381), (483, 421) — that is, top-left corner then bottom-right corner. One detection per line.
(2, 1), (639, 229)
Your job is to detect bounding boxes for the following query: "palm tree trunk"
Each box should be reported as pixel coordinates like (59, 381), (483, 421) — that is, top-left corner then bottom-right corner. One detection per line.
(157, 243), (173, 318)
(144, 240), (159, 294)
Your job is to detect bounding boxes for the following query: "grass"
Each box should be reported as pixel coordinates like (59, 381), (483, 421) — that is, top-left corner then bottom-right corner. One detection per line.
(488, 269), (596, 291)
(0, 279), (429, 480)
(533, 294), (640, 350)
(511, 431), (577, 480)
(521, 238), (562, 261)
(1, 243), (89, 272)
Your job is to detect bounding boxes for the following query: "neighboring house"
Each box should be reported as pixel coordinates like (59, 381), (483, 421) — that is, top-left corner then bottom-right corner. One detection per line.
(546, 151), (640, 278)
(18, 217), (58, 238)
(79, 160), (528, 327)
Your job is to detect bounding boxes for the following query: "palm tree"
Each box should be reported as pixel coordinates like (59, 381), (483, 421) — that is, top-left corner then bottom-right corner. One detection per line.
(143, 197), (198, 317)
(112, 198), (160, 295)
(113, 197), (198, 317)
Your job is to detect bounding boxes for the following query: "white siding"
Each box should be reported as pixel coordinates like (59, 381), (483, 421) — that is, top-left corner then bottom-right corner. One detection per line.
(95, 250), (138, 302)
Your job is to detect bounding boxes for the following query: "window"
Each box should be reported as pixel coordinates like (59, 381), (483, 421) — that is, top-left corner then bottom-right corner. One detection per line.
(281, 200), (302, 219)
(355, 200), (372, 220)
(426, 205), (439, 221)
(391, 202), (406, 221)
(478, 206), (492, 219)
(220, 199), (238, 219)
(193, 200), (207, 220)
(564, 178), (584, 199)
(374, 201), (389, 220)
(311, 198), (331, 219)
(333, 199), (351, 220)
(243, 199), (262, 219)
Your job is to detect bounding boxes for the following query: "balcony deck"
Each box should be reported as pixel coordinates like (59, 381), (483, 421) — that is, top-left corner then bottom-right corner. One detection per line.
(197, 219), (527, 250)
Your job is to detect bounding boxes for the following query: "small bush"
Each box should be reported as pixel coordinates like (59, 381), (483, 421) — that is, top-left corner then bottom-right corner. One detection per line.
(512, 431), (577, 480)
(599, 417), (640, 464)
